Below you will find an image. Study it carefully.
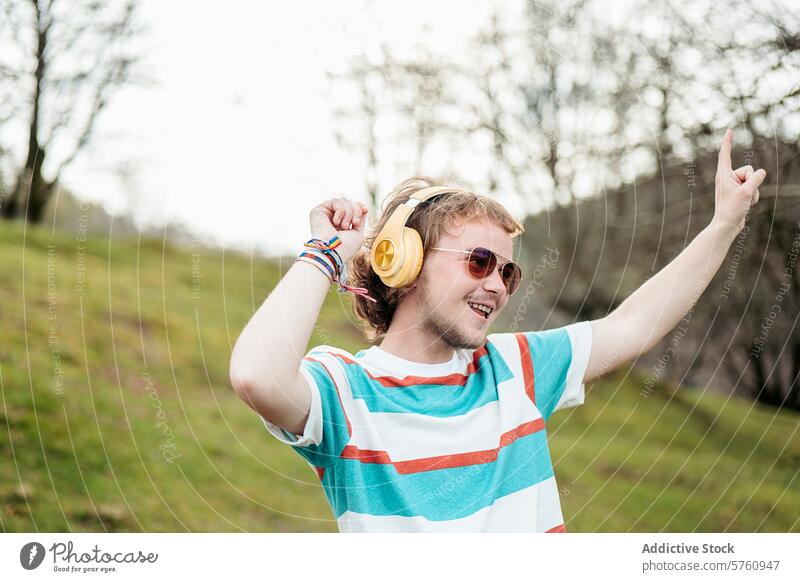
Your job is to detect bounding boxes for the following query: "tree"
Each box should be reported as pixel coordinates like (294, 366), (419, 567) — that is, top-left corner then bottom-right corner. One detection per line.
(0, 0), (144, 223)
(330, 0), (800, 408)
(326, 34), (459, 210)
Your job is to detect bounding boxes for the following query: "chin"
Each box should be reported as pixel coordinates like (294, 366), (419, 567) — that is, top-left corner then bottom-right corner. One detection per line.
(462, 328), (488, 350)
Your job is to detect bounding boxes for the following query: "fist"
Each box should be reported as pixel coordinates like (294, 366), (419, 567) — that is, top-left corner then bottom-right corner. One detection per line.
(309, 197), (370, 262)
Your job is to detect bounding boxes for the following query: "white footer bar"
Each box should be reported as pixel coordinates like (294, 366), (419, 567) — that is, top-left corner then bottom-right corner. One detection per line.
(1, 533), (798, 581)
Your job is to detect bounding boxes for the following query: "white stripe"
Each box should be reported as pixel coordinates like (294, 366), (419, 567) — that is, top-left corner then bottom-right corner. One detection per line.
(336, 476), (565, 532)
(555, 321), (593, 413)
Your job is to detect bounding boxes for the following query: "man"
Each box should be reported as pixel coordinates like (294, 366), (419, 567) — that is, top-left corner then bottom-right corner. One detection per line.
(229, 129), (765, 532)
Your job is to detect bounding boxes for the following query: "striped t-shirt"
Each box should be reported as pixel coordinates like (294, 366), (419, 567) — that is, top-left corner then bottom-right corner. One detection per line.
(262, 320), (593, 532)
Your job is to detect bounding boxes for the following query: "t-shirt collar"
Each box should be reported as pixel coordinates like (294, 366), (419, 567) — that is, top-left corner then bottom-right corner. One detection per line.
(359, 345), (467, 377)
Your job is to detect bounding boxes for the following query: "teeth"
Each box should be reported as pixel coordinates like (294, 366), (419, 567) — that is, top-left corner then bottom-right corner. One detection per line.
(468, 302), (493, 316)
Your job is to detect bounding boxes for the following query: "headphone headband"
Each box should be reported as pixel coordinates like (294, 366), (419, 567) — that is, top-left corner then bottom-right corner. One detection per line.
(370, 185), (470, 288)
(379, 186), (468, 236)
(408, 185), (469, 204)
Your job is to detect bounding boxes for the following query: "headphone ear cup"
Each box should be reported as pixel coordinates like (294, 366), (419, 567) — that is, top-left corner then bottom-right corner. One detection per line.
(402, 226), (424, 285)
(382, 227), (424, 288)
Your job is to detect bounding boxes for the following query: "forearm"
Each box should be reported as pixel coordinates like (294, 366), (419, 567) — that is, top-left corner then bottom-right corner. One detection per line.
(586, 131), (767, 384)
(229, 259), (331, 394)
(612, 221), (739, 355)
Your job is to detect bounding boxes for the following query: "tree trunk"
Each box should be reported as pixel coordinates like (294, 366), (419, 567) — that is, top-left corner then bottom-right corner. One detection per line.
(0, 183), (20, 218)
(1, 2), (53, 224)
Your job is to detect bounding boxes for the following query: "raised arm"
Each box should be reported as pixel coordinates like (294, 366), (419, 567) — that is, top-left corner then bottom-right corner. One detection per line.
(229, 197), (368, 433)
(584, 129), (767, 383)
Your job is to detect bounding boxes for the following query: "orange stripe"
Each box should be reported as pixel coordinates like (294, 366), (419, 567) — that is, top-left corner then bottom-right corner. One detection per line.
(339, 417), (545, 474)
(546, 524), (567, 533)
(515, 333), (535, 405)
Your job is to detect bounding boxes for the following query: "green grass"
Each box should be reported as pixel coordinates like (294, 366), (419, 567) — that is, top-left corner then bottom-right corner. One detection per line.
(551, 374), (800, 531)
(1, 220), (798, 532)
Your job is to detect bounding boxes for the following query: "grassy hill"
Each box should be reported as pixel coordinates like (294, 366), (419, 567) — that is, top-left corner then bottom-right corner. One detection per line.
(1, 220), (798, 532)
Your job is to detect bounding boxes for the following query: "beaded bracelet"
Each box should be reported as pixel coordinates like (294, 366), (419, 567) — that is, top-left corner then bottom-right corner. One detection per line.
(297, 236), (377, 303)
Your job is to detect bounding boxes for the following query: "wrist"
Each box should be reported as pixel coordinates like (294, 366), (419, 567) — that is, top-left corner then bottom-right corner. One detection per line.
(295, 256), (335, 285)
(299, 236), (376, 303)
(706, 219), (741, 247)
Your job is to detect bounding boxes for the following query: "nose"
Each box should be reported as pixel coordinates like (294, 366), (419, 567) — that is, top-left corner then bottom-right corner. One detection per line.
(481, 266), (507, 297)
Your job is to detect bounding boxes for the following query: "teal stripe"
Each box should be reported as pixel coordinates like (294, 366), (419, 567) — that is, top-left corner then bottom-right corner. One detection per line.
(341, 342), (513, 417)
(319, 428), (554, 521)
(284, 358), (351, 469)
(523, 328), (572, 421)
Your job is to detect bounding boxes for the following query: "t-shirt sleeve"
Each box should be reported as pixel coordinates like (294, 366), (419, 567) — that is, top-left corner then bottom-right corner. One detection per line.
(518, 320), (593, 421)
(261, 349), (351, 469)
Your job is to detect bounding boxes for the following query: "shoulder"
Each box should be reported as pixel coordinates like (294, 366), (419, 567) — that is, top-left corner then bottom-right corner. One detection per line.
(303, 345), (368, 384)
(485, 331), (529, 357)
(491, 322), (592, 349)
(305, 344), (361, 363)
(486, 322), (592, 368)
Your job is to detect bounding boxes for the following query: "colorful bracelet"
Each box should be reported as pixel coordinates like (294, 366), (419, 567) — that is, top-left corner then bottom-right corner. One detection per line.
(296, 255), (333, 280)
(297, 252), (337, 280)
(297, 236), (377, 303)
(304, 236), (345, 277)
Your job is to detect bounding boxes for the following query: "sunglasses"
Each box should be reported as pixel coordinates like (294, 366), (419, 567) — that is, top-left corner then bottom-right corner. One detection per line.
(430, 246), (522, 295)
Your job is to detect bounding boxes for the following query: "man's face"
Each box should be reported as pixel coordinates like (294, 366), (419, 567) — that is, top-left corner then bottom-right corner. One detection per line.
(412, 218), (515, 350)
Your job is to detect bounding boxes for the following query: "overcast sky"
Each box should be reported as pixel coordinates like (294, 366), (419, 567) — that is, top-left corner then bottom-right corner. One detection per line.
(12, 1), (797, 256)
(60, 0), (517, 256)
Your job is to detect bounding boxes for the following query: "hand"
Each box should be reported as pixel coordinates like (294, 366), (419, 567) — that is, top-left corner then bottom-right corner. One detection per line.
(309, 197), (370, 262)
(711, 128), (767, 236)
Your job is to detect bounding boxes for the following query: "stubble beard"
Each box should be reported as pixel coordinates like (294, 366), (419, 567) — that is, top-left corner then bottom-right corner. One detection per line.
(417, 273), (486, 351)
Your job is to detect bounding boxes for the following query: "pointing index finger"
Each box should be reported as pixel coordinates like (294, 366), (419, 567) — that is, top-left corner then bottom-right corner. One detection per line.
(718, 128), (733, 173)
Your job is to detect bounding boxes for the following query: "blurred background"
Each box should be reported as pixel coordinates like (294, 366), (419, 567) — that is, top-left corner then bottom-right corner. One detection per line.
(1, 0), (798, 532)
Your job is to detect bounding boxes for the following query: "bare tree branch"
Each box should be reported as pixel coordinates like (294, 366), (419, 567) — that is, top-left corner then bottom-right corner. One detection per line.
(0, 0), (145, 222)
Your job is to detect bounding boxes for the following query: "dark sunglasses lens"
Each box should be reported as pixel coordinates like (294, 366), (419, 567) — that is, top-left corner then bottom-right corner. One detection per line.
(468, 247), (495, 277)
(502, 263), (522, 295)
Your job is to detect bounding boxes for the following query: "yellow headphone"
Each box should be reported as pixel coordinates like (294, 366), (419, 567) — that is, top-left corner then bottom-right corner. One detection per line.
(370, 186), (469, 288)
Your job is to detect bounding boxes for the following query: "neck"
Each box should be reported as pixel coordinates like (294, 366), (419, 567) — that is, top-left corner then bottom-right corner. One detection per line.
(378, 300), (455, 365)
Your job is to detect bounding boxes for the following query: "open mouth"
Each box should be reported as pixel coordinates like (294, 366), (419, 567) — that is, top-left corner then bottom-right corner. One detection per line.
(467, 301), (493, 321)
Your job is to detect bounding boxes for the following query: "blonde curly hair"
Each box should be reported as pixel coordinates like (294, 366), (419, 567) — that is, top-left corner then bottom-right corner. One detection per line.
(348, 175), (524, 341)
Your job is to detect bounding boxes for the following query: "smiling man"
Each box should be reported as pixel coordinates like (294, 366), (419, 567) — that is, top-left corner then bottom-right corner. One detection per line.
(229, 130), (766, 532)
